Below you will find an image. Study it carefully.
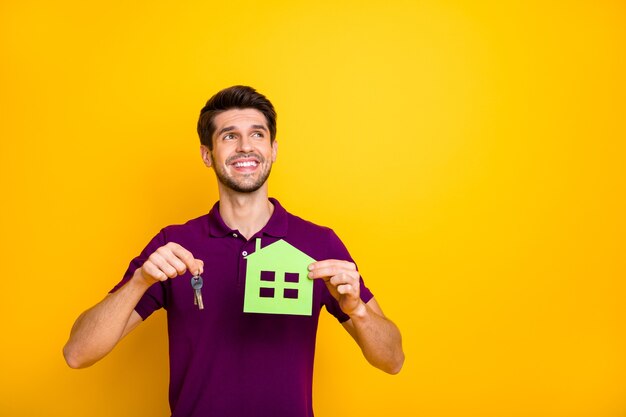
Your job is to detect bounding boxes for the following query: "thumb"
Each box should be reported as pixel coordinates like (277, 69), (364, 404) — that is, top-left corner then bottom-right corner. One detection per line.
(195, 259), (204, 276)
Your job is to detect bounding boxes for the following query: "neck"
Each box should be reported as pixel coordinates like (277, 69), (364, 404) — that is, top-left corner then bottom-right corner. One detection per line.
(217, 184), (274, 240)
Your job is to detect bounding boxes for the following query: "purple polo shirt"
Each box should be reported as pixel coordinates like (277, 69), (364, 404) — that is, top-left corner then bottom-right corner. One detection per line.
(112, 198), (373, 417)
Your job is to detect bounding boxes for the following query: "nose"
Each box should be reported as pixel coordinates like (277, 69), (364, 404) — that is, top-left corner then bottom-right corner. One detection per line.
(237, 135), (254, 153)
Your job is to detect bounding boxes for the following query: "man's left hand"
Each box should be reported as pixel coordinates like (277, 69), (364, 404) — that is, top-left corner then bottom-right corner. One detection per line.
(308, 259), (365, 317)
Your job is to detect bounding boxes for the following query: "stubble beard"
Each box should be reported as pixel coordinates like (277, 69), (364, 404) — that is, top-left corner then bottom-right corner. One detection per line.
(212, 154), (273, 193)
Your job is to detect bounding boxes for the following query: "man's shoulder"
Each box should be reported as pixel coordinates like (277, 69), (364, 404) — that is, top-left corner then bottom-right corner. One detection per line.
(284, 209), (334, 236)
(280, 208), (353, 262)
(281, 209), (349, 259)
(159, 213), (210, 239)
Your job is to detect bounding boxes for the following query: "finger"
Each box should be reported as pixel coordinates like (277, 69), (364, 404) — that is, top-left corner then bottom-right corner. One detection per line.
(156, 247), (187, 275)
(309, 259), (356, 272)
(329, 272), (359, 288)
(307, 267), (337, 279)
(149, 252), (179, 278)
(308, 266), (359, 281)
(336, 283), (356, 296)
(142, 261), (169, 282)
(165, 242), (199, 274)
(195, 259), (204, 276)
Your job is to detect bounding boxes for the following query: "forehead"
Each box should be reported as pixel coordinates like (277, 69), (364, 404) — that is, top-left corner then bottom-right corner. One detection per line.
(212, 108), (268, 132)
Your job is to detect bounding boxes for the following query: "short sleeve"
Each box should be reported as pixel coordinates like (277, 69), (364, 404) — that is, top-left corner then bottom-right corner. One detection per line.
(321, 229), (374, 323)
(109, 229), (168, 320)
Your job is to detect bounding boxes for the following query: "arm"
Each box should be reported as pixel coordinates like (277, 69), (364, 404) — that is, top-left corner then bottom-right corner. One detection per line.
(308, 260), (404, 374)
(63, 242), (203, 369)
(340, 298), (404, 374)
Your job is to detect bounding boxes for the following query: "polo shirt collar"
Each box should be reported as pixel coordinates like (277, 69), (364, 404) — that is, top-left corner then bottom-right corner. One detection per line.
(207, 197), (288, 238)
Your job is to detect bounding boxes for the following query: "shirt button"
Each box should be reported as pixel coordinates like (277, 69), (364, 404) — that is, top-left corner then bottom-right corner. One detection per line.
(232, 233), (238, 238)
(242, 251), (248, 256)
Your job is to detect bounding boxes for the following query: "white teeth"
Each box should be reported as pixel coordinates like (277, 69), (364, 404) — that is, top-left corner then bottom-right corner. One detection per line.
(234, 161), (257, 167)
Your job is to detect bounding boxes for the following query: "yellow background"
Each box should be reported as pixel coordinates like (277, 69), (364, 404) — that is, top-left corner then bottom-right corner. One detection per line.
(1, 1), (625, 416)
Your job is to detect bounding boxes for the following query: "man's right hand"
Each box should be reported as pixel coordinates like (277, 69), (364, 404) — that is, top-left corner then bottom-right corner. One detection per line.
(135, 242), (204, 286)
(64, 241), (204, 368)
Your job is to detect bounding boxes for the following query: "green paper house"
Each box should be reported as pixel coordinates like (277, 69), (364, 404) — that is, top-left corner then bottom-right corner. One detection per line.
(243, 238), (315, 316)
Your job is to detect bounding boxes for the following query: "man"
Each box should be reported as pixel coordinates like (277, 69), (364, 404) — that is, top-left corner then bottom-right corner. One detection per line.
(63, 86), (404, 417)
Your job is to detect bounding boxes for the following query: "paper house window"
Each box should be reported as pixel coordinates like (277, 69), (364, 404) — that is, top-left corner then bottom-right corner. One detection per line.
(283, 288), (299, 299)
(284, 272), (299, 283)
(260, 270), (275, 282)
(244, 239), (315, 316)
(259, 287), (274, 298)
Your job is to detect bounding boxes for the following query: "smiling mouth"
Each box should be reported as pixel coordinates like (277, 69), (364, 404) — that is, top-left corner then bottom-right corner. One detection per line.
(232, 160), (259, 168)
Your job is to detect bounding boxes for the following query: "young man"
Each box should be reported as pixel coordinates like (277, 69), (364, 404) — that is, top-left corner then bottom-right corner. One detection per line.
(63, 86), (404, 417)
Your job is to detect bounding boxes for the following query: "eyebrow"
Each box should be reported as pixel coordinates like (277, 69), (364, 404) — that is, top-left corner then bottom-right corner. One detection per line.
(217, 124), (268, 136)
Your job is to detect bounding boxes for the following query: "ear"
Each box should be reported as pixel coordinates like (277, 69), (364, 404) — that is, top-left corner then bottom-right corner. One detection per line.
(271, 140), (278, 162)
(200, 145), (212, 168)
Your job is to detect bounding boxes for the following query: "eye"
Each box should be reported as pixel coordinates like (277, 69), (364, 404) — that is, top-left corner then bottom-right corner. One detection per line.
(223, 133), (235, 140)
(252, 132), (265, 139)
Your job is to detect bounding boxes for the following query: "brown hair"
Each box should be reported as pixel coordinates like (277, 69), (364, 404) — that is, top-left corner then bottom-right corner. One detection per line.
(197, 85), (277, 150)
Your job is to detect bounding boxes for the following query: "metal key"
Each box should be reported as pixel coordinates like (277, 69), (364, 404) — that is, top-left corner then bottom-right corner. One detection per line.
(191, 275), (204, 310)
